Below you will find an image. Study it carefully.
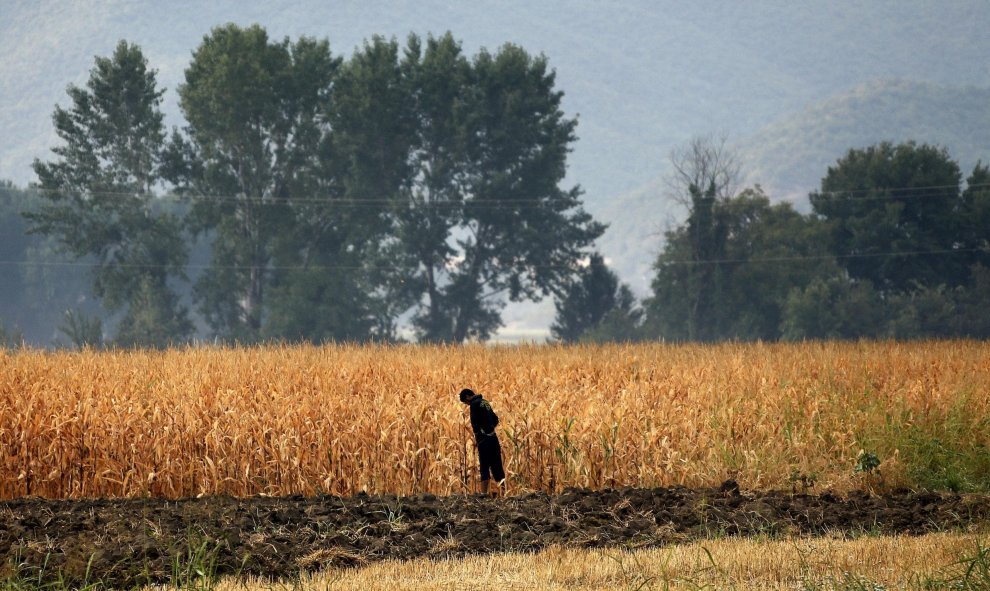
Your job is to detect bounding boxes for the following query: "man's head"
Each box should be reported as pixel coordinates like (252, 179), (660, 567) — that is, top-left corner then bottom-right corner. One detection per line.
(459, 388), (475, 404)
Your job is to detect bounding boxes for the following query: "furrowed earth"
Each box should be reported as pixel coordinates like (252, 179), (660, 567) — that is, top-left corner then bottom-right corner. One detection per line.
(3, 485), (990, 587)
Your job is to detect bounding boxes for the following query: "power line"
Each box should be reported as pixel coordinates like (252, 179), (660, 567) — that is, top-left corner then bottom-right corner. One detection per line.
(18, 186), (582, 207)
(0, 259), (569, 271)
(16, 182), (990, 208)
(656, 247), (987, 267)
(0, 246), (984, 272)
(809, 182), (985, 197)
(0, 260), (387, 271)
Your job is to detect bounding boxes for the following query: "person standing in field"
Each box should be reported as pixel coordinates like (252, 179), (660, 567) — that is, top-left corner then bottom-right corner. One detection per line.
(459, 388), (506, 496)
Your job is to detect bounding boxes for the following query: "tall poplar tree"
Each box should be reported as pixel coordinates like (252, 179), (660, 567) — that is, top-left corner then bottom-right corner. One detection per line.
(167, 24), (339, 341)
(320, 33), (604, 343)
(264, 35), (409, 342)
(810, 142), (968, 292)
(27, 40), (191, 348)
(400, 39), (604, 342)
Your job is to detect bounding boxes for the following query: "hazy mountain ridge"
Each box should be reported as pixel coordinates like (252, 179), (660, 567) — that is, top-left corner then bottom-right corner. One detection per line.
(740, 80), (990, 201)
(5, 1), (989, 193)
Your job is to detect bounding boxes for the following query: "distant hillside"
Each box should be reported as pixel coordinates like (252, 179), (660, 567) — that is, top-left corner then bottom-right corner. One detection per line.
(739, 80), (990, 201)
(4, 0), (990, 199)
(596, 80), (990, 296)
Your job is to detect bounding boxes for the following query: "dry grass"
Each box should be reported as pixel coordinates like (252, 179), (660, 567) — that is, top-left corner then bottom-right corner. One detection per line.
(0, 341), (988, 499)
(170, 532), (990, 590)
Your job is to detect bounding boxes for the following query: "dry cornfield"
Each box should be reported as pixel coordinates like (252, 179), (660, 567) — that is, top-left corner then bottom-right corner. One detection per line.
(0, 341), (987, 499)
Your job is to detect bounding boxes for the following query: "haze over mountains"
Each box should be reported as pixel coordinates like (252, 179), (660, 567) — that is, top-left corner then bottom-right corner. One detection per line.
(2, 0), (989, 336)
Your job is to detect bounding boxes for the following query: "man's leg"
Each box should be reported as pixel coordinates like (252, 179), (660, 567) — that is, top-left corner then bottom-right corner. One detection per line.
(489, 436), (506, 497)
(478, 438), (492, 495)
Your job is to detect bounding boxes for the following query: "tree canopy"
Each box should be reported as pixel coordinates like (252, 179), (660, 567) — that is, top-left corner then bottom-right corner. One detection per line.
(91, 27), (601, 345)
(551, 253), (640, 342)
(810, 141), (969, 292)
(27, 40), (191, 348)
(16, 28), (989, 347)
(639, 141), (990, 343)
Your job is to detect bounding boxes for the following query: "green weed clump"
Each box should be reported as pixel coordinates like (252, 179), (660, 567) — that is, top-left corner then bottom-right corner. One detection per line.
(855, 389), (990, 494)
(0, 539), (228, 591)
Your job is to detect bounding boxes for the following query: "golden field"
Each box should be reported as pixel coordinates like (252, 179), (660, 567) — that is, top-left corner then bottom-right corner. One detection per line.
(150, 532), (990, 591)
(0, 341), (988, 499)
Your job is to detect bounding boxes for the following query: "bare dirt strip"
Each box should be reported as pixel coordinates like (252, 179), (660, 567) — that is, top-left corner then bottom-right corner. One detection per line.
(2, 484), (989, 587)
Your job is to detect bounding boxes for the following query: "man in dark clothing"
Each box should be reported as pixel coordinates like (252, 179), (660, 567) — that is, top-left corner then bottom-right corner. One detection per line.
(459, 388), (505, 496)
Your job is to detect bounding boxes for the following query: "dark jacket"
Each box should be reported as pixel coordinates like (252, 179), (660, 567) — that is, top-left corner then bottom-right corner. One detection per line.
(467, 394), (499, 439)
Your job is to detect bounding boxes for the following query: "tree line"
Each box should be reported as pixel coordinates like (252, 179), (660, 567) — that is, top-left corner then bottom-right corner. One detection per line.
(10, 25), (603, 347)
(553, 139), (990, 342)
(2, 25), (988, 347)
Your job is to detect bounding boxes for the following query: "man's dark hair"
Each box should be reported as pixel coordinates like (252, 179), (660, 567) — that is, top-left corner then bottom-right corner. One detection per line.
(459, 388), (475, 403)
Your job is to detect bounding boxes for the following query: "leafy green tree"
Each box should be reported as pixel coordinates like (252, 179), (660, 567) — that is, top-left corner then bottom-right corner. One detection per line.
(58, 309), (104, 349)
(643, 136), (740, 342)
(809, 142), (970, 292)
(26, 41), (191, 348)
(397, 33), (474, 341)
(262, 270), (384, 343)
(0, 321), (25, 349)
(792, 144), (990, 340)
(781, 275), (885, 340)
(955, 264), (990, 338)
(323, 34), (604, 343)
(716, 188), (834, 339)
(329, 36), (416, 205)
(579, 294), (643, 343)
(961, 163), (990, 269)
(115, 277), (194, 348)
(269, 34), (421, 343)
(644, 179), (727, 341)
(884, 263), (990, 339)
(885, 284), (960, 339)
(170, 28), (602, 344)
(551, 253), (640, 342)
(645, 141), (986, 342)
(403, 41), (605, 342)
(0, 181), (32, 326)
(646, 186), (832, 341)
(167, 24), (339, 341)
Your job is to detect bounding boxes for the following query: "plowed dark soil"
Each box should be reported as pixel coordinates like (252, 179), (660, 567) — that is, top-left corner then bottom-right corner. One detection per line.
(3, 485), (990, 587)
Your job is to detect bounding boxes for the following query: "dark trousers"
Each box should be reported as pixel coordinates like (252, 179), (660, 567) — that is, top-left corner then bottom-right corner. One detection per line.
(477, 434), (505, 482)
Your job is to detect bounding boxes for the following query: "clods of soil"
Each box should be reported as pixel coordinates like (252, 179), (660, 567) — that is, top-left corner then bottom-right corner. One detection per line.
(2, 484), (989, 587)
